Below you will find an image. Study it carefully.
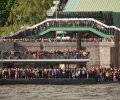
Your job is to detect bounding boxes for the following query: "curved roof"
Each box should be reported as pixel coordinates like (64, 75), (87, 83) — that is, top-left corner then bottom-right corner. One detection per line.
(64, 0), (120, 12)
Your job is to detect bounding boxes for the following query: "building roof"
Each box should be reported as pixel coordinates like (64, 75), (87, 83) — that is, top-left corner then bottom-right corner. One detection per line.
(64, 0), (120, 12)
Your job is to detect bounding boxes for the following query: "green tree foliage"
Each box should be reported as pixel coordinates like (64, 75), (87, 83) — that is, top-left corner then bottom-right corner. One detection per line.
(0, 0), (16, 26)
(0, 0), (54, 35)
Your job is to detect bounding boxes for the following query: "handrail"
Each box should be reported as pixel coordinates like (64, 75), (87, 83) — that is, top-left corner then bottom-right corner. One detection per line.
(28, 18), (120, 31)
(10, 18), (120, 38)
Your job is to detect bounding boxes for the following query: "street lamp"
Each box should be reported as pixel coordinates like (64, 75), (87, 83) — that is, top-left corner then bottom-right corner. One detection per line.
(55, 0), (60, 19)
(0, 20), (1, 38)
(55, 4), (58, 19)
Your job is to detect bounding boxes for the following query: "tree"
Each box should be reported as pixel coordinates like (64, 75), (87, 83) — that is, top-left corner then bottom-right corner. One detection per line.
(7, 0), (53, 26)
(0, 0), (54, 35)
(0, 0), (16, 26)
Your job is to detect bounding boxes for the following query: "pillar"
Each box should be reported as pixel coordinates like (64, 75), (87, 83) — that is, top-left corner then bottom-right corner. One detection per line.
(114, 32), (119, 69)
(77, 33), (82, 68)
(77, 33), (82, 50)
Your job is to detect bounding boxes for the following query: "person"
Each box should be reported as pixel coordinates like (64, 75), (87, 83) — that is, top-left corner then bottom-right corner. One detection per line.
(8, 68), (11, 79)
(15, 68), (18, 79)
(106, 71), (109, 81)
(0, 68), (2, 78)
(54, 68), (58, 78)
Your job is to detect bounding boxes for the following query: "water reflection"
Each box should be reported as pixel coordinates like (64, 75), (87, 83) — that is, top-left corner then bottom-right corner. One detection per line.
(0, 83), (120, 100)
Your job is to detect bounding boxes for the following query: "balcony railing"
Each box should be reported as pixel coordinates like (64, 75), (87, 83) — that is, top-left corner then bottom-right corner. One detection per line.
(0, 50), (90, 60)
(9, 18), (120, 38)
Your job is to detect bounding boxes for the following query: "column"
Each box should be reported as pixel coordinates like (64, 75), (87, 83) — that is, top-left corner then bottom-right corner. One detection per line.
(77, 33), (81, 50)
(114, 32), (119, 69)
(76, 33), (82, 68)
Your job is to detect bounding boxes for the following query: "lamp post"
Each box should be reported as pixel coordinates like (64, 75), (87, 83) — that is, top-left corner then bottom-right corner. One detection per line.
(0, 20), (1, 38)
(55, 0), (59, 19)
(0, 50), (3, 68)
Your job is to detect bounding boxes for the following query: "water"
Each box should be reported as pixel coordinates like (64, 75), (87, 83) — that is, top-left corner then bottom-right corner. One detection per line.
(0, 83), (120, 100)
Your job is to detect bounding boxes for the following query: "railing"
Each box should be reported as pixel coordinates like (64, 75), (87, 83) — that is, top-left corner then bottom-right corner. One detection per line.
(10, 18), (120, 38)
(0, 37), (115, 43)
(0, 50), (90, 60)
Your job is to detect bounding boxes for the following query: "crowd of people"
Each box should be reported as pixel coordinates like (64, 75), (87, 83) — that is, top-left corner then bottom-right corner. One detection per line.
(81, 37), (114, 42)
(0, 50), (90, 59)
(10, 19), (119, 38)
(0, 67), (120, 82)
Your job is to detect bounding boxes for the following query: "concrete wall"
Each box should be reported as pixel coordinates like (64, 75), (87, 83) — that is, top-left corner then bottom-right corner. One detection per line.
(14, 42), (77, 51)
(99, 42), (114, 67)
(0, 42), (14, 51)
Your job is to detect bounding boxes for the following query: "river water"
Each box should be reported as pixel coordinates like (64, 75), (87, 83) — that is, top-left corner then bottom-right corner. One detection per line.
(0, 83), (120, 100)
